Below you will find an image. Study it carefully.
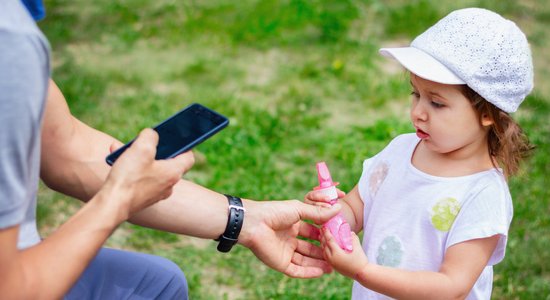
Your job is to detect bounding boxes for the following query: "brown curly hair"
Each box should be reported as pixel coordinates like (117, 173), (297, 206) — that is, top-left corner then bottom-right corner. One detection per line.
(462, 86), (535, 178)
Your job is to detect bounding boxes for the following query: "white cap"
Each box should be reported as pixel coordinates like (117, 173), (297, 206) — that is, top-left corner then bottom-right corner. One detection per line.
(380, 8), (534, 113)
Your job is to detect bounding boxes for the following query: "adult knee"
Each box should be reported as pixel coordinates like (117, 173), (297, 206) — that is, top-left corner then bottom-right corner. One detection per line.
(157, 257), (189, 300)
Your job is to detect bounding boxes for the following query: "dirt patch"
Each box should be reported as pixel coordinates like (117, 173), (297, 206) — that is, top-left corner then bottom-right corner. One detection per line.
(200, 266), (247, 299)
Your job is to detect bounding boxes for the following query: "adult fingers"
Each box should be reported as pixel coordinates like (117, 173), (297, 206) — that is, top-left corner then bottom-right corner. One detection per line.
(109, 140), (124, 153)
(295, 238), (324, 260)
(298, 222), (321, 241)
(156, 151), (195, 185)
(294, 200), (341, 225)
(158, 187), (174, 201)
(168, 150), (195, 172)
(129, 128), (159, 158)
(283, 263), (323, 279)
(291, 250), (333, 274)
(283, 255), (327, 278)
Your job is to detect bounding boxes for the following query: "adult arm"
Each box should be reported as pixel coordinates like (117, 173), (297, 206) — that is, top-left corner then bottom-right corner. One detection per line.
(40, 79), (341, 278)
(40, 79), (229, 238)
(1, 129), (194, 299)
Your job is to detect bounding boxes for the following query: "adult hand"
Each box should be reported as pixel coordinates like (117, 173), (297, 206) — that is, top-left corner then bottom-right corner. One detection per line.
(102, 128), (195, 220)
(238, 199), (341, 278)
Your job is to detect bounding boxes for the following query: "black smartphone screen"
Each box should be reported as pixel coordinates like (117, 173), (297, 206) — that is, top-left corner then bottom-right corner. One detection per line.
(106, 103), (228, 165)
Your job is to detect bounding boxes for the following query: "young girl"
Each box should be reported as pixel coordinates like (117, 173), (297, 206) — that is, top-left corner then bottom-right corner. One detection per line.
(306, 8), (534, 299)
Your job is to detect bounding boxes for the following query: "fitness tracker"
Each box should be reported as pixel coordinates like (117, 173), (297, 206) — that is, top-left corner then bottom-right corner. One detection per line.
(216, 194), (245, 252)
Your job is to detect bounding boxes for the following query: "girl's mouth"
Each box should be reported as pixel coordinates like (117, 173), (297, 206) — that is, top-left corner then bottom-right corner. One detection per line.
(416, 128), (430, 139)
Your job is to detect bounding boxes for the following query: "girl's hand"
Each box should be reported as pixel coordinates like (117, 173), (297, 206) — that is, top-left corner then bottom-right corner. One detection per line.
(320, 227), (368, 279)
(304, 188), (346, 207)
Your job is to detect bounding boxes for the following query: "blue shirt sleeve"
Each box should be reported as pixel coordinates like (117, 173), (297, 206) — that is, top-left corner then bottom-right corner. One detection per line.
(21, 0), (46, 21)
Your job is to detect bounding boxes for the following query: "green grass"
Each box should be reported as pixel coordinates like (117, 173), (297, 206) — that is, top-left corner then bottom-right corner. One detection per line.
(38, 0), (550, 299)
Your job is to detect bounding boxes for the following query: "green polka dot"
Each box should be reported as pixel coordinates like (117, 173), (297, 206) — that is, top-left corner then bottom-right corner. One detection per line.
(376, 235), (403, 267)
(430, 197), (461, 232)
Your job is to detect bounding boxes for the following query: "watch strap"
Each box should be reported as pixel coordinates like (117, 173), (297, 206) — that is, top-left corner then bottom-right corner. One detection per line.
(216, 194), (245, 252)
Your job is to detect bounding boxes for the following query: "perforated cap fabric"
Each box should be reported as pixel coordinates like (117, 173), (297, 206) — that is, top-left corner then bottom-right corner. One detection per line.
(380, 8), (534, 113)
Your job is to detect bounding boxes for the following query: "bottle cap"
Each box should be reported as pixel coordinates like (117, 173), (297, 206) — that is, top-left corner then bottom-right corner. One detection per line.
(314, 162), (338, 190)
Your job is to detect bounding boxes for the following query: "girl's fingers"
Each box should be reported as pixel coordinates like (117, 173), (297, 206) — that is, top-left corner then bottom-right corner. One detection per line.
(351, 232), (362, 248)
(304, 199), (332, 207)
(304, 191), (330, 202)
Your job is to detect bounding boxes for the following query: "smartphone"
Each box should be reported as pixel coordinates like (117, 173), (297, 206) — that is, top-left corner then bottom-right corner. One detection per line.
(106, 103), (229, 165)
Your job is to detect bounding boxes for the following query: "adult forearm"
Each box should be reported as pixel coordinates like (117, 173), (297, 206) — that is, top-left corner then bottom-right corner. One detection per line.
(40, 118), (115, 201)
(41, 118), (231, 240)
(40, 79), (115, 201)
(128, 179), (229, 239)
(40, 79), (239, 242)
(16, 191), (124, 299)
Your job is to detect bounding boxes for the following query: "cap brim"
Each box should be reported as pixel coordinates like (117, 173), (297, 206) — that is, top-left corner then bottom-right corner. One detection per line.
(379, 47), (465, 85)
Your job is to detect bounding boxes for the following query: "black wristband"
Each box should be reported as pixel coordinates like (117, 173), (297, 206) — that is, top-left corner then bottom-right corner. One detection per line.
(216, 194), (245, 253)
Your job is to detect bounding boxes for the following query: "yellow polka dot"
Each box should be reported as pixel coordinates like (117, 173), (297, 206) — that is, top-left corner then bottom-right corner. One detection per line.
(431, 197), (461, 232)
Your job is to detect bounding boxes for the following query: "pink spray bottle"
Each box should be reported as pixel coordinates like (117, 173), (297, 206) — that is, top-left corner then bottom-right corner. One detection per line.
(314, 162), (353, 252)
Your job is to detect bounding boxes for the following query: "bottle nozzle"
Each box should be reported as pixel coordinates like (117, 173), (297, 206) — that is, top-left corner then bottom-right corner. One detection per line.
(316, 162), (334, 188)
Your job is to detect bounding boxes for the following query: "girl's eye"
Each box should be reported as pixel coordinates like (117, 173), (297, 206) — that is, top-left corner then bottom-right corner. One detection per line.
(410, 91), (420, 98)
(431, 101), (445, 108)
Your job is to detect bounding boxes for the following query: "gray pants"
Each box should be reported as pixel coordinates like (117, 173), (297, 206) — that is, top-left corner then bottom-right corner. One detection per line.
(65, 248), (188, 300)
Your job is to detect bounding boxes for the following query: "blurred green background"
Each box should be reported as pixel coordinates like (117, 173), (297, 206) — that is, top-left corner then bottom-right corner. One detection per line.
(37, 0), (549, 299)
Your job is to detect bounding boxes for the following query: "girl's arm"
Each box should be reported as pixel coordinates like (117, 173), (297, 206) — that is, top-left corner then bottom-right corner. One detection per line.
(322, 229), (500, 300)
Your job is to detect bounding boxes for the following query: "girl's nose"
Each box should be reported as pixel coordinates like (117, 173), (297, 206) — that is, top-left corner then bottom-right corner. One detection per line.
(411, 99), (428, 122)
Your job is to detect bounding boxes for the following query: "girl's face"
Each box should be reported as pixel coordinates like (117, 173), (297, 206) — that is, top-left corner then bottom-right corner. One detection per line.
(409, 74), (491, 157)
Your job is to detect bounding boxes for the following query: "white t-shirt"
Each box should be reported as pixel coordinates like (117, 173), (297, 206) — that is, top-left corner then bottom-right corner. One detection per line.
(352, 133), (513, 300)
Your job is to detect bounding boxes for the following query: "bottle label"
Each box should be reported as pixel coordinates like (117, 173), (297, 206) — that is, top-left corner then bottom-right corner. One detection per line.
(317, 186), (338, 202)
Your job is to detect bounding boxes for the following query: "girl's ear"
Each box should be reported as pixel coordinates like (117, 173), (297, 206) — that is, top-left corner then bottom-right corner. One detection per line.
(481, 113), (494, 127)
